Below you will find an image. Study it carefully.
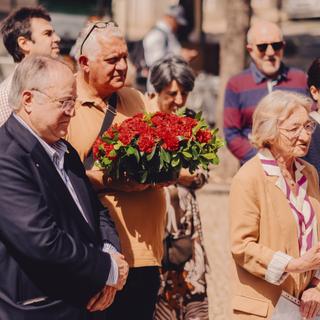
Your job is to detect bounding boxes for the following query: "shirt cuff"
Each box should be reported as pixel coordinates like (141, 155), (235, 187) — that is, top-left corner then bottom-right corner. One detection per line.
(265, 251), (293, 285)
(102, 243), (118, 254)
(102, 243), (118, 286)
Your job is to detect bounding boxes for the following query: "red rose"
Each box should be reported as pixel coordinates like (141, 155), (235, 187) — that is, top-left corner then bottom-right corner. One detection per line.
(162, 134), (179, 151)
(102, 142), (116, 160)
(196, 129), (212, 143)
(93, 138), (103, 159)
(138, 134), (155, 153)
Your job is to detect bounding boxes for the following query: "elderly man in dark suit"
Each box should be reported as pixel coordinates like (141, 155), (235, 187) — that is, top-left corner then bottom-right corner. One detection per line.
(0, 55), (128, 320)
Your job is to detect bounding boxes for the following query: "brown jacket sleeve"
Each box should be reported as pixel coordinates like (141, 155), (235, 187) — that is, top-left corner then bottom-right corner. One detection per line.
(229, 171), (275, 280)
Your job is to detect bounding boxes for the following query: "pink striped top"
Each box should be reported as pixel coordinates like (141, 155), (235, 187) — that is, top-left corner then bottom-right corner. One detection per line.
(258, 149), (317, 255)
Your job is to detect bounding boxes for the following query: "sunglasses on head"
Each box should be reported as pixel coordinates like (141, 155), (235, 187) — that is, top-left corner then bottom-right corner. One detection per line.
(256, 41), (284, 53)
(80, 21), (118, 55)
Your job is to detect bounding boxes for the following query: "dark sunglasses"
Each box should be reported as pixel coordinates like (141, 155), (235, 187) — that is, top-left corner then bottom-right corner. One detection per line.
(256, 41), (284, 53)
(80, 21), (118, 55)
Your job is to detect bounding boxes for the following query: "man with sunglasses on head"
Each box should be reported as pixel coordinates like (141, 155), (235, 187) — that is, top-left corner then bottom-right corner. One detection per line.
(224, 20), (307, 165)
(0, 55), (122, 320)
(66, 22), (166, 320)
(0, 6), (60, 126)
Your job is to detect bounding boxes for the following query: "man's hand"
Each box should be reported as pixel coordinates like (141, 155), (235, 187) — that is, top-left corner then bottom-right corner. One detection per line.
(87, 170), (150, 193)
(104, 175), (150, 193)
(111, 253), (129, 290)
(86, 285), (117, 312)
(178, 169), (205, 189)
(300, 287), (320, 319)
(86, 169), (105, 191)
(286, 243), (320, 273)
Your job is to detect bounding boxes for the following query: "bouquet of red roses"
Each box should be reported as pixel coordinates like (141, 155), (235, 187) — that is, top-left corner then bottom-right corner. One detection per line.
(93, 109), (224, 184)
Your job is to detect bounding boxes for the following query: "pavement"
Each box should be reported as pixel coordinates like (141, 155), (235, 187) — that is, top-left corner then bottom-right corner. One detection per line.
(197, 179), (232, 319)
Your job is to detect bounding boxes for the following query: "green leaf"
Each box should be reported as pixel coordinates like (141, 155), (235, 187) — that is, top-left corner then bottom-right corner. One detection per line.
(182, 151), (192, 159)
(175, 106), (186, 116)
(201, 153), (215, 160)
(101, 138), (110, 145)
(126, 146), (135, 155)
(171, 157), (180, 167)
(114, 142), (122, 151)
(159, 156), (164, 170)
(146, 146), (156, 161)
(195, 111), (202, 121)
(109, 150), (117, 158)
(191, 145), (199, 157)
(133, 148), (140, 162)
(140, 171), (148, 183)
(160, 148), (171, 163)
(101, 157), (112, 166)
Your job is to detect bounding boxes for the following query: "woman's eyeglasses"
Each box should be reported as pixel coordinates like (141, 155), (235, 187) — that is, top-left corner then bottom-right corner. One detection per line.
(279, 121), (317, 139)
(256, 41), (284, 53)
(80, 21), (118, 55)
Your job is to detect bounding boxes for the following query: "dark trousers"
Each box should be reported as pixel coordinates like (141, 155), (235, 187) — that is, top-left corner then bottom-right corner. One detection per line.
(104, 266), (160, 320)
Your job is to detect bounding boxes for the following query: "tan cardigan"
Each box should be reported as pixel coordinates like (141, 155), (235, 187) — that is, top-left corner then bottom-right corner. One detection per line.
(229, 154), (320, 319)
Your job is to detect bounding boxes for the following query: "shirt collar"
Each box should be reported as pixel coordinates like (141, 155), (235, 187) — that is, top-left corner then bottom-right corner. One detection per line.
(258, 148), (305, 177)
(157, 20), (172, 33)
(13, 114), (67, 170)
(258, 148), (306, 197)
(76, 72), (108, 112)
(250, 62), (289, 84)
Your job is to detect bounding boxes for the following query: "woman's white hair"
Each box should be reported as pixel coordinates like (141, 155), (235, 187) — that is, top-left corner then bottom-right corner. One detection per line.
(8, 55), (71, 111)
(251, 90), (312, 149)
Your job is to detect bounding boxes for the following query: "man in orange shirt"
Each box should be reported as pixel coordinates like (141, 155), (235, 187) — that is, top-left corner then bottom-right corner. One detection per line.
(66, 22), (166, 320)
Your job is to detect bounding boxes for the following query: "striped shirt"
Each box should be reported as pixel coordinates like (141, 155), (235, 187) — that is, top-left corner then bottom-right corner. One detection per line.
(224, 63), (307, 164)
(259, 149), (317, 255)
(14, 114), (118, 286)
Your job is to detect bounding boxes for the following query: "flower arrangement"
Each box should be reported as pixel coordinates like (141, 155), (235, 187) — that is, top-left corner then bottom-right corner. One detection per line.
(93, 109), (224, 184)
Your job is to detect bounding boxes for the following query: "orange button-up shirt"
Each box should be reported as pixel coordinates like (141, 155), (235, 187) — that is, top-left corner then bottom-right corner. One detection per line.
(66, 74), (166, 267)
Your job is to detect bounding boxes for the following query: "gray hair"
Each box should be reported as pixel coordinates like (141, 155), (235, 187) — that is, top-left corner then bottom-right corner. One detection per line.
(73, 21), (123, 61)
(251, 90), (312, 149)
(9, 55), (72, 111)
(149, 55), (195, 93)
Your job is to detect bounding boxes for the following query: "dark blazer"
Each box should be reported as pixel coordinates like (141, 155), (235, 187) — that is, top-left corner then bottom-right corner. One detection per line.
(303, 123), (320, 179)
(0, 116), (120, 320)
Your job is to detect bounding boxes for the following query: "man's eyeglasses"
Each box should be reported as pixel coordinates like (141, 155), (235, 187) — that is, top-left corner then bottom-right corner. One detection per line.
(32, 89), (76, 112)
(256, 41), (284, 53)
(279, 120), (317, 139)
(80, 21), (118, 55)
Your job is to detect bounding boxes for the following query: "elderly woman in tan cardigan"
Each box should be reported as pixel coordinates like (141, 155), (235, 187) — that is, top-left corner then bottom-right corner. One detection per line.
(230, 90), (320, 319)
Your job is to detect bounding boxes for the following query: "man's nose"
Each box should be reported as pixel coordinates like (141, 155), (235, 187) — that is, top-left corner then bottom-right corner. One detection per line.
(53, 32), (61, 43)
(116, 58), (127, 70)
(265, 44), (275, 56)
(64, 107), (75, 117)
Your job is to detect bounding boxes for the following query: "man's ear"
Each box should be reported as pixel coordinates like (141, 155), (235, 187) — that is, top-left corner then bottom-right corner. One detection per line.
(78, 55), (90, 73)
(246, 44), (253, 53)
(17, 36), (32, 55)
(21, 90), (33, 113)
(310, 85), (320, 102)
